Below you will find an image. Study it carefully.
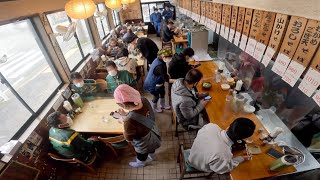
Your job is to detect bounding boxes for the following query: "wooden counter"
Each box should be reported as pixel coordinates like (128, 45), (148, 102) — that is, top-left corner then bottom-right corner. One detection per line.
(193, 61), (296, 180)
(70, 97), (124, 134)
(173, 35), (188, 43)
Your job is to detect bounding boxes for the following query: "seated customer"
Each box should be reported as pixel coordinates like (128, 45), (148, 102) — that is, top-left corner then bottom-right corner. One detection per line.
(105, 61), (136, 93)
(171, 69), (209, 130)
(168, 47), (196, 80)
(70, 72), (95, 100)
(122, 28), (138, 44)
(114, 48), (139, 80)
(105, 38), (124, 57)
(47, 111), (97, 162)
(162, 21), (177, 42)
(188, 118), (255, 174)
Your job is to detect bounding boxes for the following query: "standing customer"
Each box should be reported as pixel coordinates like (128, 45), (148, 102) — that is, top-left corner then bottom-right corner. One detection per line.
(150, 8), (162, 37)
(144, 48), (171, 112)
(135, 37), (159, 69)
(168, 47), (196, 80)
(114, 84), (161, 168)
(162, 5), (173, 20)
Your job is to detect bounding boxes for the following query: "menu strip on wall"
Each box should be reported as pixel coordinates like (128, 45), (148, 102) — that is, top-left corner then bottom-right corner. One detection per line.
(224, 5), (232, 40)
(261, 13), (289, 67)
(271, 16), (308, 76)
(220, 4), (227, 38)
(253, 12), (276, 61)
(229, 6), (238, 43)
(245, 10), (264, 56)
(216, 4), (222, 34)
(239, 8), (253, 50)
(234, 7), (245, 46)
(282, 20), (320, 87)
(299, 49), (320, 97)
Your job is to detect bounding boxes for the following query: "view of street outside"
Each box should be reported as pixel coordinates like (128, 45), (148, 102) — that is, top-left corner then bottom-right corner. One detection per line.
(0, 20), (61, 146)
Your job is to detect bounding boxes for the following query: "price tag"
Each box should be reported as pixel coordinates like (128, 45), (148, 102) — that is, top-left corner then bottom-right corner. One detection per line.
(234, 31), (241, 46)
(228, 29), (235, 43)
(261, 47), (275, 67)
(312, 91), (320, 107)
(216, 23), (221, 34)
(245, 38), (257, 56)
(298, 67), (320, 97)
(282, 60), (306, 87)
(224, 26), (230, 39)
(253, 42), (266, 61)
(271, 53), (291, 76)
(239, 35), (248, 51)
(220, 24), (225, 38)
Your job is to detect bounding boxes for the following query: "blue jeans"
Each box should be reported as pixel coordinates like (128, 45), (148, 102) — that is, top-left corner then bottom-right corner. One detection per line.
(153, 22), (161, 36)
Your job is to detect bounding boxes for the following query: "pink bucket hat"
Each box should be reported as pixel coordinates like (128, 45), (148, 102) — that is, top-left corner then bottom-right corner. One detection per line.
(114, 84), (142, 104)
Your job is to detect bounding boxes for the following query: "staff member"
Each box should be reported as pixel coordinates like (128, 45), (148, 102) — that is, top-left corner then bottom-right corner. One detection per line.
(150, 8), (162, 37)
(134, 37), (159, 69)
(114, 84), (161, 168)
(143, 48), (171, 113)
(188, 118), (255, 174)
(162, 5), (173, 20)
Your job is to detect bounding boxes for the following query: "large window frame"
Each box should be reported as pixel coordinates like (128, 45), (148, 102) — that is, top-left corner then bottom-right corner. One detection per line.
(112, 10), (120, 26)
(95, 3), (112, 40)
(46, 10), (95, 71)
(0, 16), (63, 151)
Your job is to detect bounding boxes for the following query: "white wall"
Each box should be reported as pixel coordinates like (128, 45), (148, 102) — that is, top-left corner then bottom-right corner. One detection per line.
(211, 0), (320, 21)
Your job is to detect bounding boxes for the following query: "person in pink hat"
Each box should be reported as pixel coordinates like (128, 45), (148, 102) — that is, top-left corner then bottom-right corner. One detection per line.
(113, 84), (161, 168)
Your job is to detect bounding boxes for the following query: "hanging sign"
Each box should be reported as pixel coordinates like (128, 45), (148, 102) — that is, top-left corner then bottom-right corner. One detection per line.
(216, 4), (222, 34)
(224, 5), (232, 40)
(234, 7), (245, 46)
(271, 16), (308, 76)
(245, 10), (264, 56)
(239, 8), (253, 50)
(228, 6), (238, 43)
(253, 12), (276, 61)
(261, 14), (289, 67)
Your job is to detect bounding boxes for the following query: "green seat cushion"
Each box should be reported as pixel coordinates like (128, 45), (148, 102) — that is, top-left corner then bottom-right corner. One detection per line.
(111, 140), (129, 149)
(183, 149), (200, 173)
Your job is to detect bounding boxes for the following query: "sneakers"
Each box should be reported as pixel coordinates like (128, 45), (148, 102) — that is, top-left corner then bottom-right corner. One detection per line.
(148, 153), (156, 161)
(160, 98), (171, 110)
(152, 102), (163, 113)
(129, 158), (146, 168)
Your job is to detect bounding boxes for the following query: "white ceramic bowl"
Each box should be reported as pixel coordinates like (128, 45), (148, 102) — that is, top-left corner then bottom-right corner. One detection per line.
(244, 104), (255, 113)
(221, 84), (230, 90)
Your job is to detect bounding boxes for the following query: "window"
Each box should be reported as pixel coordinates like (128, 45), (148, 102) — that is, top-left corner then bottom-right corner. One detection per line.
(0, 19), (62, 146)
(46, 11), (94, 71)
(112, 10), (120, 26)
(95, 4), (111, 40)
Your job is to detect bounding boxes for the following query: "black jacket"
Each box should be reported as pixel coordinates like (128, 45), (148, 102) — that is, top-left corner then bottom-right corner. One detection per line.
(137, 37), (159, 65)
(162, 26), (175, 42)
(168, 53), (192, 79)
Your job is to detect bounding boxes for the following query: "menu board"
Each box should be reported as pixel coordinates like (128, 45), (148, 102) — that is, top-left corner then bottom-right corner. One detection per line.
(298, 49), (320, 97)
(282, 20), (320, 87)
(261, 14), (289, 67)
(234, 7), (245, 46)
(271, 16), (308, 76)
(253, 12), (276, 61)
(200, 1), (206, 24)
(239, 8), (253, 50)
(220, 4), (227, 38)
(216, 4), (222, 34)
(245, 10), (264, 56)
(229, 6), (238, 43)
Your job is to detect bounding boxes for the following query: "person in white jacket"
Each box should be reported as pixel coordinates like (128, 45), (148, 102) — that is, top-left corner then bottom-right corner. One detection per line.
(114, 48), (139, 80)
(188, 118), (256, 174)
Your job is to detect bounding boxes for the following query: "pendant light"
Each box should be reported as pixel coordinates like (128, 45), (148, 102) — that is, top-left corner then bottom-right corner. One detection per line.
(129, 0), (135, 3)
(105, 0), (122, 9)
(65, 0), (96, 19)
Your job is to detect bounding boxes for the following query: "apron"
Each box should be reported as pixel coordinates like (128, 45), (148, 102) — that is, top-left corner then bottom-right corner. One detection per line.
(127, 100), (161, 154)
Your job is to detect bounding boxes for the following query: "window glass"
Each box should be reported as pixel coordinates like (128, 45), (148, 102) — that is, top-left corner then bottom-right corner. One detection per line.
(47, 11), (83, 70)
(95, 9), (105, 39)
(0, 19), (61, 111)
(98, 4), (111, 35)
(75, 19), (94, 56)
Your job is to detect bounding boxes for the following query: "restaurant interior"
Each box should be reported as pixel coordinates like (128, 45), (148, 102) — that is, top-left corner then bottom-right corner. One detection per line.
(0, 0), (319, 180)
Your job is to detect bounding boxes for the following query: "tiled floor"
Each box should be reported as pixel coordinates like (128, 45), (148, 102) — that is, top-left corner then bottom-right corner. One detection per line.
(63, 35), (231, 180)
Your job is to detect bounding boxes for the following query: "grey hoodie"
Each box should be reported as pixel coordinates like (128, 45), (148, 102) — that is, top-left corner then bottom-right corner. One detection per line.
(171, 78), (205, 129)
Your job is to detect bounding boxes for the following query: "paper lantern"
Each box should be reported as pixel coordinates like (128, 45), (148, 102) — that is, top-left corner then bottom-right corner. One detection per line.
(105, 0), (122, 9)
(65, 0), (96, 19)
(121, 0), (130, 4)
(129, 0), (135, 3)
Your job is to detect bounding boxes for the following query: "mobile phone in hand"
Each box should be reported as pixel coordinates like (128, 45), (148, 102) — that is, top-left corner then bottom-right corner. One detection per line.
(110, 112), (122, 119)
